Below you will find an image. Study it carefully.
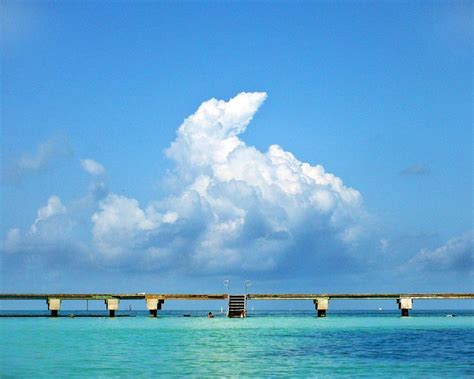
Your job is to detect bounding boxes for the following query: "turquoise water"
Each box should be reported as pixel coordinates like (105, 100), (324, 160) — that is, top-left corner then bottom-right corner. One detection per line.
(1, 311), (473, 377)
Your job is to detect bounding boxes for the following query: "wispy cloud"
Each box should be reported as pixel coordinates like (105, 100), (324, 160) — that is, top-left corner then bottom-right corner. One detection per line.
(1, 137), (72, 183)
(2, 195), (87, 268)
(399, 164), (430, 176)
(31, 196), (66, 233)
(81, 159), (105, 176)
(408, 231), (473, 273)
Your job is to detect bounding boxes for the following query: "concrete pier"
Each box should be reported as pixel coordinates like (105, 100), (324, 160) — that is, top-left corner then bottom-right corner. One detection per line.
(47, 298), (61, 317)
(105, 298), (120, 317)
(146, 298), (164, 317)
(397, 297), (413, 317)
(1, 293), (472, 318)
(313, 297), (329, 317)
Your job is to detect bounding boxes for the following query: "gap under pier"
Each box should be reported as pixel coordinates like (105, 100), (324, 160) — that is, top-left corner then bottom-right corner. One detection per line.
(1, 293), (473, 318)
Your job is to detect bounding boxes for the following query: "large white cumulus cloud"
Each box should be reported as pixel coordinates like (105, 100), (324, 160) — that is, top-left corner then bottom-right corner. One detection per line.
(91, 92), (366, 272)
(91, 194), (159, 257)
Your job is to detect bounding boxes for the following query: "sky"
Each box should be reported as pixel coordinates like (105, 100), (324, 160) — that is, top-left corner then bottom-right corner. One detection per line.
(1, 1), (472, 309)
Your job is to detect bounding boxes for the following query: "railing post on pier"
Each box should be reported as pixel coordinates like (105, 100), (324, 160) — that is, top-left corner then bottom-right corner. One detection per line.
(47, 298), (61, 317)
(105, 298), (120, 317)
(397, 297), (413, 317)
(313, 297), (329, 317)
(146, 298), (164, 317)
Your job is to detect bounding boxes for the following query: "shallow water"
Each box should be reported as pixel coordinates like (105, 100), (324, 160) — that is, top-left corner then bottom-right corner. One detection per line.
(1, 310), (473, 377)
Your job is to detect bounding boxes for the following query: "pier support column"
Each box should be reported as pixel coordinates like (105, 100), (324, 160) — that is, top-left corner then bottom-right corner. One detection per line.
(146, 298), (164, 317)
(313, 297), (329, 317)
(105, 298), (120, 317)
(397, 298), (413, 317)
(47, 298), (61, 317)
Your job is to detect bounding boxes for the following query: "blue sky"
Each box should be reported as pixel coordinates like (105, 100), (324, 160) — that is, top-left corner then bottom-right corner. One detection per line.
(1, 1), (472, 308)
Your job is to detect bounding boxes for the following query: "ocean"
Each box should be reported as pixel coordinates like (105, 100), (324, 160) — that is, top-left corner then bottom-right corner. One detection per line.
(1, 310), (473, 377)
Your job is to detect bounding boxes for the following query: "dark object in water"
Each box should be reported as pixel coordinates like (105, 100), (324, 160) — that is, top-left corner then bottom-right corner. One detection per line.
(183, 314), (191, 317)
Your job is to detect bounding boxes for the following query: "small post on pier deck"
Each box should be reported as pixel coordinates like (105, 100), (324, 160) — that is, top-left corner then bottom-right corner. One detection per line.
(146, 298), (164, 317)
(105, 298), (120, 317)
(397, 298), (413, 317)
(47, 298), (61, 317)
(314, 297), (329, 317)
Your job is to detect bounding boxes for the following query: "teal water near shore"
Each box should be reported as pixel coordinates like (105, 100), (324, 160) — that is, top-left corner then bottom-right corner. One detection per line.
(1, 310), (473, 377)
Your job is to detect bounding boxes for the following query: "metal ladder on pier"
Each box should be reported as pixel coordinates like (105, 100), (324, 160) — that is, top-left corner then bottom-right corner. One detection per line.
(227, 295), (246, 318)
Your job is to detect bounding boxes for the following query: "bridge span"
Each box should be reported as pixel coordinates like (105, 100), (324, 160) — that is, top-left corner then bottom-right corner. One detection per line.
(1, 293), (472, 317)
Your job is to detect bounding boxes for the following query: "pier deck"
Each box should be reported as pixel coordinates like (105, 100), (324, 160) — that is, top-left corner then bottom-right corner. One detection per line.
(1, 293), (472, 300)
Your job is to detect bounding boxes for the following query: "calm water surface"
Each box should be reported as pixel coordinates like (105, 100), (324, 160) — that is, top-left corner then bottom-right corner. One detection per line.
(1, 311), (473, 377)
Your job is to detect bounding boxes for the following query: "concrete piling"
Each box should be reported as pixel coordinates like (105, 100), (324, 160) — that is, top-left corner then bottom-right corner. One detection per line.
(314, 297), (329, 317)
(47, 298), (61, 317)
(397, 297), (413, 317)
(105, 298), (120, 317)
(146, 298), (164, 317)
